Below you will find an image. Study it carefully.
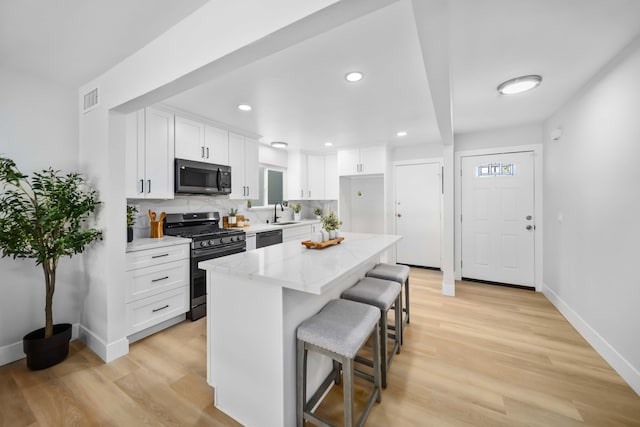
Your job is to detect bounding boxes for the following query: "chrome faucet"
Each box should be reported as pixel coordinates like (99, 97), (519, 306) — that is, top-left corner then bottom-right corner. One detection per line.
(273, 202), (284, 223)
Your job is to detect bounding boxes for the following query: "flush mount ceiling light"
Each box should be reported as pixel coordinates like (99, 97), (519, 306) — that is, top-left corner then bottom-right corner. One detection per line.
(271, 141), (288, 149)
(396, 131), (407, 137)
(324, 141), (333, 147)
(497, 75), (542, 95)
(345, 71), (363, 82)
(237, 104), (252, 111)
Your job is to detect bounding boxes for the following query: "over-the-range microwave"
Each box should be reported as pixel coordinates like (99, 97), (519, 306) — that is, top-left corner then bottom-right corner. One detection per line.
(174, 158), (231, 195)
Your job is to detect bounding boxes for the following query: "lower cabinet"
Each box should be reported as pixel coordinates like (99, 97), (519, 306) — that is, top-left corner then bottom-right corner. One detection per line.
(125, 242), (190, 336)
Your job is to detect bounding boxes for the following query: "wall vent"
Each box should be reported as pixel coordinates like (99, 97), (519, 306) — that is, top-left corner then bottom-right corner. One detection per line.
(82, 88), (99, 113)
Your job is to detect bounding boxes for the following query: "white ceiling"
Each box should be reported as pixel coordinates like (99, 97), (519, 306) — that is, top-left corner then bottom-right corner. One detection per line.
(0, 0), (208, 87)
(3, 0), (640, 150)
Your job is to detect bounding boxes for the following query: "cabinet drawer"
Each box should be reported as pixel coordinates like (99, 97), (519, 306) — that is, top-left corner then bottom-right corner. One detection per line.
(126, 260), (189, 303)
(283, 225), (312, 242)
(126, 244), (189, 271)
(126, 287), (188, 335)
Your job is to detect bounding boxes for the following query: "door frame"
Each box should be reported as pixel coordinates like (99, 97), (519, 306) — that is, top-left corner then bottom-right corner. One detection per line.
(393, 157), (444, 267)
(455, 145), (543, 291)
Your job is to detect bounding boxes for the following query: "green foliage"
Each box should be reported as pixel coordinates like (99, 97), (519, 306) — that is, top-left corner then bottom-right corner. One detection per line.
(292, 203), (302, 214)
(126, 205), (138, 228)
(321, 210), (342, 231)
(228, 208), (238, 217)
(0, 156), (102, 337)
(313, 208), (322, 216)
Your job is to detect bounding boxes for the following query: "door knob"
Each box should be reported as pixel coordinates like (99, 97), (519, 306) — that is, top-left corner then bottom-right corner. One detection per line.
(526, 225), (533, 230)
(397, 213), (402, 218)
(526, 215), (532, 220)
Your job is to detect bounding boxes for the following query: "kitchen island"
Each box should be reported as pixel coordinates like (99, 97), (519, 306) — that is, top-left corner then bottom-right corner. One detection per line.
(199, 232), (401, 427)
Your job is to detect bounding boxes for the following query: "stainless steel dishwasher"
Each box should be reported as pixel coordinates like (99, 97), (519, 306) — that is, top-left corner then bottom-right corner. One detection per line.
(256, 229), (283, 248)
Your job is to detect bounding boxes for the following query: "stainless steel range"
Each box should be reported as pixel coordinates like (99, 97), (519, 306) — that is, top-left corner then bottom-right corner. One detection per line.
(163, 212), (246, 320)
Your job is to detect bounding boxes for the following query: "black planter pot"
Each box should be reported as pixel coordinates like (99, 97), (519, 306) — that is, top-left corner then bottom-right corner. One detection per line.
(127, 227), (134, 242)
(23, 323), (72, 370)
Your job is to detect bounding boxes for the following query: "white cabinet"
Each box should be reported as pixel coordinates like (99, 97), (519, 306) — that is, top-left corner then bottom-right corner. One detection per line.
(228, 132), (259, 199)
(125, 108), (175, 199)
(282, 224), (312, 242)
(287, 152), (329, 200)
(246, 233), (256, 251)
(324, 154), (338, 200)
(125, 242), (190, 335)
(175, 116), (229, 165)
(337, 146), (386, 176)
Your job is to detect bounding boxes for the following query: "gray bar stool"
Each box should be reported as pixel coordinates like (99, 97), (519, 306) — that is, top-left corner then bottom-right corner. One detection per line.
(366, 263), (411, 330)
(297, 299), (382, 427)
(342, 277), (401, 388)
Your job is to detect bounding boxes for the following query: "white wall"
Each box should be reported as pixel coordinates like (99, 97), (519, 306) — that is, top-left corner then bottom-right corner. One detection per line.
(543, 36), (640, 394)
(454, 123), (543, 152)
(392, 143), (443, 161)
(0, 66), (81, 365)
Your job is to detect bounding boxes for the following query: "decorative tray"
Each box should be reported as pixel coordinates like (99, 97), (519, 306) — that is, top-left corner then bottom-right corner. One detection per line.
(301, 237), (344, 249)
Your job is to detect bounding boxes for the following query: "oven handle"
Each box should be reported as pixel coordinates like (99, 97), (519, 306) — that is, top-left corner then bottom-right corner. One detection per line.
(192, 242), (246, 259)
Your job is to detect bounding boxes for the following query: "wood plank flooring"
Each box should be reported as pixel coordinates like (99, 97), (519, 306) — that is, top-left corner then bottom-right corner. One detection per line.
(2, 268), (639, 426)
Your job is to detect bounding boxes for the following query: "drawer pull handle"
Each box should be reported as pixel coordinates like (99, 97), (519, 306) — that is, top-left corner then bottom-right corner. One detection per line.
(152, 253), (169, 259)
(152, 304), (169, 313)
(152, 276), (169, 283)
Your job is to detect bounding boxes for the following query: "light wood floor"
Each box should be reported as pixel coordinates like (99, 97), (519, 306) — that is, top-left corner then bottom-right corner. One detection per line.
(2, 268), (639, 426)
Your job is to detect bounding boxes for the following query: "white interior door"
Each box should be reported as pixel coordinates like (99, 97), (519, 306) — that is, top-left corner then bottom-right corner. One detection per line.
(461, 152), (535, 286)
(395, 162), (441, 268)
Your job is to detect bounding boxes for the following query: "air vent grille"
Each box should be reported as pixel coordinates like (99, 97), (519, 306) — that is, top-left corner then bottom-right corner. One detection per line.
(83, 88), (99, 113)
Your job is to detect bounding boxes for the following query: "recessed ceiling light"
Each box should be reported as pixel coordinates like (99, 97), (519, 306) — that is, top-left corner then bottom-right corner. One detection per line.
(238, 104), (252, 111)
(396, 131), (407, 137)
(324, 141), (333, 147)
(497, 75), (542, 95)
(270, 141), (288, 149)
(345, 71), (363, 82)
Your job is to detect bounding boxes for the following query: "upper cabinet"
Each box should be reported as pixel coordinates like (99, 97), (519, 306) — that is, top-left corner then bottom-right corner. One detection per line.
(125, 108), (175, 199)
(175, 115), (229, 165)
(337, 146), (386, 176)
(287, 151), (338, 200)
(228, 132), (258, 199)
(324, 154), (338, 200)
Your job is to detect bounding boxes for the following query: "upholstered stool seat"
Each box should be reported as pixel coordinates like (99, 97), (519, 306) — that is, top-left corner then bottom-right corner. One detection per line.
(297, 299), (382, 427)
(367, 263), (411, 329)
(342, 277), (402, 388)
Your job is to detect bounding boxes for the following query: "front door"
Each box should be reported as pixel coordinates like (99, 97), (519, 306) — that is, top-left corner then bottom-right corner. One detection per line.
(395, 162), (441, 268)
(461, 152), (535, 286)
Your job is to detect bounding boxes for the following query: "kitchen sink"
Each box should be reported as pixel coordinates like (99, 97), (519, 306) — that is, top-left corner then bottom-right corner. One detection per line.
(273, 221), (301, 225)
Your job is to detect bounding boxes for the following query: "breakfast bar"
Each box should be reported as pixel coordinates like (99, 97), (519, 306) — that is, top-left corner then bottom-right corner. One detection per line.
(199, 232), (401, 427)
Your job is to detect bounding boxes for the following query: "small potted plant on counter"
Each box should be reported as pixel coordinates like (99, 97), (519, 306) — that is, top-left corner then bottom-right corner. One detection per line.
(127, 205), (138, 242)
(228, 207), (238, 225)
(313, 208), (322, 220)
(0, 156), (102, 370)
(292, 203), (302, 221)
(321, 210), (342, 240)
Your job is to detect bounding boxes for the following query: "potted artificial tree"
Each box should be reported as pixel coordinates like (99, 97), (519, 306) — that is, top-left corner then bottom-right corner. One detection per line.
(313, 208), (322, 220)
(0, 156), (102, 370)
(321, 210), (342, 240)
(292, 203), (302, 221)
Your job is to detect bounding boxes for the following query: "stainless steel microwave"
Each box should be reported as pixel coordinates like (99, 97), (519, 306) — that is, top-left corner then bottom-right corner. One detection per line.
(174, 158), (231, 195)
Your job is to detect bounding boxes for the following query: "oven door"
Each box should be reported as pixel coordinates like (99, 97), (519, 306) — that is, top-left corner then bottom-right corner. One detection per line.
(190, 241), (246, 320)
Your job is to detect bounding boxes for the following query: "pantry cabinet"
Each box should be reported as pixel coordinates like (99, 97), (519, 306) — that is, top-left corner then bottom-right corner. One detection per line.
(287, 152), (336, 200)
(228, 132), (259, 199)
(125, 108), (175, 199)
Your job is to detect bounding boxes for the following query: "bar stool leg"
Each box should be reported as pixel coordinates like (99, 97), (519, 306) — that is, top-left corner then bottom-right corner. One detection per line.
(372, 323), (382, 403)
(380, 314), (388, 388)
(405, 278), (410, 325)
(296, 340), (306, 427)
(395, 294), (402, 354)
(343, 356), (354, 427)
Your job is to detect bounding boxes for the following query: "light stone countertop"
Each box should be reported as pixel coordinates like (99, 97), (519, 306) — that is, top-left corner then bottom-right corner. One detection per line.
(126, 235), (192, 252)
(199, 232), (401, 294)
(239, 219), (320, 235)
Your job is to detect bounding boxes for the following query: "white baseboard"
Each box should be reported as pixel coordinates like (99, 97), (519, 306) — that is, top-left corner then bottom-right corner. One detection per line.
(543, 284), (640, 396)
(442, 279), (455, 296)
(127, 314), (185, 344)
(1, 323), (80, 367)
(77, 324), (129, 363)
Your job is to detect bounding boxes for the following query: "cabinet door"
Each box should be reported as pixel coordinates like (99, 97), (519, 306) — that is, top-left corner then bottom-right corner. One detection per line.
(360, 147), (386, 174)
(228, 132), (246, 199)
(337, 149), (360, 175)
(125, 110), (145, 198)
(174, 116), (205, 162)
(306, 155), (325, 199)
(144, 108), (175, 199)
(244, 138), (259, 199)
(287, 151), (306, 200)
(324, 154), (338, 200)
(205, 125), (229, 165)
